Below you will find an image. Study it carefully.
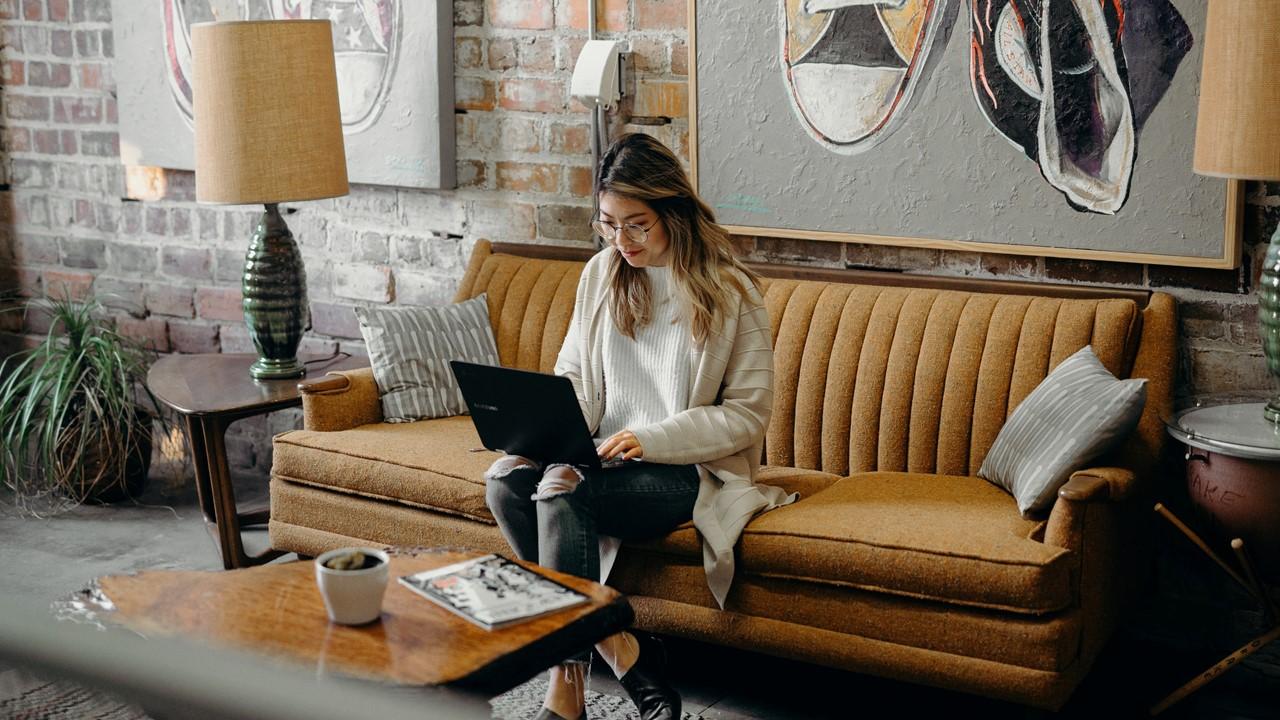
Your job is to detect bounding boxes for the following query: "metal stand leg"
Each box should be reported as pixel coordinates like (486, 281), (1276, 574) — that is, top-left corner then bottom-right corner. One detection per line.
(1150, 503), (1280, 715)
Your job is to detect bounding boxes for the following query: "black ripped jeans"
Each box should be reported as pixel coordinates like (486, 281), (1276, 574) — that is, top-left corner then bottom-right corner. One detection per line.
(485, 458), (699, 598)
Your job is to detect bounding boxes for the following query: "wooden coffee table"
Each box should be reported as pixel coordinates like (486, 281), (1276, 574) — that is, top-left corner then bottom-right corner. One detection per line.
(89, 548), (634, 695)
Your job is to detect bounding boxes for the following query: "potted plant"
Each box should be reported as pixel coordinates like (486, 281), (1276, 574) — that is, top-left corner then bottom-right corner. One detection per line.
(0, 294), (161, 514)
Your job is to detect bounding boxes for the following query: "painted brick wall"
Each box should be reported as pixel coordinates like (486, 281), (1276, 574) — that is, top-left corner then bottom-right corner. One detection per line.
(3, 0), (1280, 684)
(1, 0), (1278, 468)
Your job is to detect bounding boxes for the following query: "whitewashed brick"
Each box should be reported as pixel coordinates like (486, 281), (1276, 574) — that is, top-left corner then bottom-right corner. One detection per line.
(395, 269), (456, 307)
(424, 236), (469, 273)
(399, 189), (466, 236)
(332, 263), (393, 303)
(335, 185), (398, 223)
(470, 198), (535, 242)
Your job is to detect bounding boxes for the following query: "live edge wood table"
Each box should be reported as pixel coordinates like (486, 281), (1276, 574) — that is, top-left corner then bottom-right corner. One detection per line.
(89, 548), (634, 696)
(146, 353), (368, 569)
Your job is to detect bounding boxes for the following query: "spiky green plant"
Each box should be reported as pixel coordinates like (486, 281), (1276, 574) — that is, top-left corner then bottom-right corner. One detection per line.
(0, 294), (161, 515)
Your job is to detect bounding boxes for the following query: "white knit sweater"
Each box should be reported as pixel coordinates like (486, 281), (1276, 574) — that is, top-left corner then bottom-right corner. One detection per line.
(596, 266), (691, 442)
(556, 248), (796, 608)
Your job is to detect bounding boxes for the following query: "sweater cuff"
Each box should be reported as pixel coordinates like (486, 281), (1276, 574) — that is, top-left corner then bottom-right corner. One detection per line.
(630, 423), (671, 462)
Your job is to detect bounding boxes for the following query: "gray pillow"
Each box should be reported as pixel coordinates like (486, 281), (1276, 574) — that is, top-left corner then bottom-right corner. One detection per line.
(355, 294), (499, 422)
(979, 345), (1146, 517)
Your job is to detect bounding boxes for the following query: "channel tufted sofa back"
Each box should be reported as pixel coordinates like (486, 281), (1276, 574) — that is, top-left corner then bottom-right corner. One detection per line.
(762, 282), (1149, 477)
(453, 241), (1175, 486)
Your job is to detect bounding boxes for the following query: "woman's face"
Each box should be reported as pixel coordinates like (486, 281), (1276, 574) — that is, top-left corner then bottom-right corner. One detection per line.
(598, 192), (670, 267)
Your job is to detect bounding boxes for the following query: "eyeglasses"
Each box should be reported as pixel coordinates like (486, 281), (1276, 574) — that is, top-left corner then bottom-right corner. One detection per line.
(591, 218), (658, 245)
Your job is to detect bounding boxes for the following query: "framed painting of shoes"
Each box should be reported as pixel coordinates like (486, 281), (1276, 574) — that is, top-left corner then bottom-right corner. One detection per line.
(690, 0), (1243, 269)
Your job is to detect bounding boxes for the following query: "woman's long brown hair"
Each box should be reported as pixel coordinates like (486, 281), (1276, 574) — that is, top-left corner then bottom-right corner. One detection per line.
(594, 133), (760, 343)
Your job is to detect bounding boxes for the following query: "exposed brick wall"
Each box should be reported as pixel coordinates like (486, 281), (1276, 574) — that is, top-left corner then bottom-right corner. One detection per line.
(1, 0), (1274, 380)
(2, 0), (1275, 402)
(3, 0), (1280, 684)
(1, 0), (1277, 458)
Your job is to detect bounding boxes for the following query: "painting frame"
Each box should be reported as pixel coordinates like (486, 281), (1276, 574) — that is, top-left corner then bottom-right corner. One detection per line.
(688, 0), (1243, 270)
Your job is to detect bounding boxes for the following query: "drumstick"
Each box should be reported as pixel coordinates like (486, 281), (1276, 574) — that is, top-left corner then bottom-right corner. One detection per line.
(1153, 503), (1253, 596)
(1231, 538), (1278, 620)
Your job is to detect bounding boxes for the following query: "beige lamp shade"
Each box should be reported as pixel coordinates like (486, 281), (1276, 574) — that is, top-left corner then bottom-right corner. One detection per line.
(193, 20), (349, 204)
(1193, 0), (1280, 181)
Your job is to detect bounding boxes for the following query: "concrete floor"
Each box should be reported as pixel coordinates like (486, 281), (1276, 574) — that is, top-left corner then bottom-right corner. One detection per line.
(2, 469), (1277, 720)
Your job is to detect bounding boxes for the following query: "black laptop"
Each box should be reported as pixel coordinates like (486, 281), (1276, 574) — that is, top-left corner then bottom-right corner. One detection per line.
(450, 360), (623, 471)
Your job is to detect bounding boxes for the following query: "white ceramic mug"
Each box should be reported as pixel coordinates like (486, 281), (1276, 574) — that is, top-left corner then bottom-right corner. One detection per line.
(314, 547), (390, 625)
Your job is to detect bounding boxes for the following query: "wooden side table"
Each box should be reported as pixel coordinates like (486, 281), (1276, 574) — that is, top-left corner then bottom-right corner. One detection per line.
(1154, 400), (1280, 714)
(147, 353), (368, 569)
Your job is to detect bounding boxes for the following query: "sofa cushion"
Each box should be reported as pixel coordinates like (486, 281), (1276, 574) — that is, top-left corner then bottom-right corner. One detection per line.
(627, 466), (843, 559)
(755, 465), (841, 499)
(738, 472), (1074, 614)
(273, 416), (841, 537)
(272, 416), (500, 523)
(607, 561), (1081, 672)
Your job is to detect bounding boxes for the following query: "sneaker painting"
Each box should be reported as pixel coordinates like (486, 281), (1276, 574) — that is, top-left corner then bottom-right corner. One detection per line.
(782, 0), (959, 155)
(968, 0), (1188, 215)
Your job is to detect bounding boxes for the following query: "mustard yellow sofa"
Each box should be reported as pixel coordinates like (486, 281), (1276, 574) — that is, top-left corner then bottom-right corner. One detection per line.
(268, 240), (1175, 710)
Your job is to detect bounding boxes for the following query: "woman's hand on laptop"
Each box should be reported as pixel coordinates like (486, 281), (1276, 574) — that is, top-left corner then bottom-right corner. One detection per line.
(598, 430), (644, 461)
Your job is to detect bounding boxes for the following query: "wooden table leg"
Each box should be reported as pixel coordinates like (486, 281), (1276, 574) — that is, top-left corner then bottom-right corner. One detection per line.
(183, 416), (217, 525)
(194, 415), (285, 570)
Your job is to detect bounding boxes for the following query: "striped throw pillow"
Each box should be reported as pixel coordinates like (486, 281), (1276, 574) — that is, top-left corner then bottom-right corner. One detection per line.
(355, 295), (499, 422)
(979, 345), (1147, 517)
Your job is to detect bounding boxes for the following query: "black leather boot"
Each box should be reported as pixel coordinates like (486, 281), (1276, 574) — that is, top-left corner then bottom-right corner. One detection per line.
(617, 633), (681, 720)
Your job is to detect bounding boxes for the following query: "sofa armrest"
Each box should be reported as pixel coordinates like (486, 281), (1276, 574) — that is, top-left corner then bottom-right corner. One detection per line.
(298, 367), (382, 432)
(1058, 466), (1137, 502)
(1044, 467), (1137, 551)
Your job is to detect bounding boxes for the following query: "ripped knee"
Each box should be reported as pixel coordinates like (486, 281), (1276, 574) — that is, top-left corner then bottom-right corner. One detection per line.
(484, 454), (539, 482)
(532, 463), (584, 501)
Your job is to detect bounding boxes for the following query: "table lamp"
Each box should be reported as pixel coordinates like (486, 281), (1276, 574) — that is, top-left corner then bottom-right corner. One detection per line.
(1192, 1), (1280, 421)
(192, 20), (348, 380)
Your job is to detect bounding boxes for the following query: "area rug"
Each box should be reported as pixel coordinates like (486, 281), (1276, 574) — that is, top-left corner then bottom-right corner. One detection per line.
(491, 675), (703, 720)
(0, 667), (702, 719)
(0, 669), (149, 720)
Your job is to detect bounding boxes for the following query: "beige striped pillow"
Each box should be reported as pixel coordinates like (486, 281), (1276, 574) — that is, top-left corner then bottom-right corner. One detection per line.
(979, 345), (1147, 517)
(355, 294), (499, 422)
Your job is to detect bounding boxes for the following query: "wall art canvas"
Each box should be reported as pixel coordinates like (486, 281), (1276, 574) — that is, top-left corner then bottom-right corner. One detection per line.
(113, 0), (455, 189)
(693, 0), (1242, 267)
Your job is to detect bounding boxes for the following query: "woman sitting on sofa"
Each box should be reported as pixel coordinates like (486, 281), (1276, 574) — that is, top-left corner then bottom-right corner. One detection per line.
(484, 133), (794, 720)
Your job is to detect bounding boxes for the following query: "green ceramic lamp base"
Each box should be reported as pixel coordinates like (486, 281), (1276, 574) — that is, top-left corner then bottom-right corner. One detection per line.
(249, 357), (306, 381)
(1259, 223), (1280, 423)
(242, 203), (310, 383)
(1265, 401), (1280, 424)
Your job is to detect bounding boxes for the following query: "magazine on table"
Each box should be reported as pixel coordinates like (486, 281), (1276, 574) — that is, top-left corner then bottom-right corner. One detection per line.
(397, 553), (589, 630)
